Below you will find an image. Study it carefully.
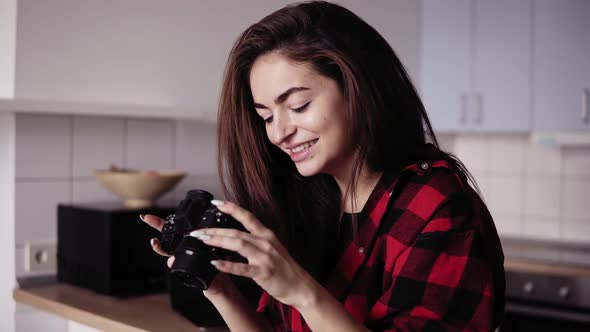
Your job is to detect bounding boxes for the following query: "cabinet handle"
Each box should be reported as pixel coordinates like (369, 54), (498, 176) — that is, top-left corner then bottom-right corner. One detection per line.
(460, 93), (469, 124)
(583, 88), (589, 124)
(475, 92), (484, 124)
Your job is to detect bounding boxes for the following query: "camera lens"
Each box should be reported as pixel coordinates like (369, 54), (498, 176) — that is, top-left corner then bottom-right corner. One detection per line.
(170, 236), (219, 290)
(171, 270), (208, 290)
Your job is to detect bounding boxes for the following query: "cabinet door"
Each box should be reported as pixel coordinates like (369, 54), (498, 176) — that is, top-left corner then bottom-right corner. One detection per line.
(533, 0), (590, 130)
(420, 0), (472, 132)
(473, 0), (532, 132)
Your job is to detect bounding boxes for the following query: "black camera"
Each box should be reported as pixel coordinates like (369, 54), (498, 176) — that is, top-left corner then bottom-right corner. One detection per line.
(161, 189), (246, 290)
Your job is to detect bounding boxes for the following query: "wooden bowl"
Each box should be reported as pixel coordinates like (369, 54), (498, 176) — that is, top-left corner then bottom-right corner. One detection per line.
(94, 169), (186, 208)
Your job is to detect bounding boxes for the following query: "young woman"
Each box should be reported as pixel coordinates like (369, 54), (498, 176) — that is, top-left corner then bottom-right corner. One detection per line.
(142, 1), (505, 331)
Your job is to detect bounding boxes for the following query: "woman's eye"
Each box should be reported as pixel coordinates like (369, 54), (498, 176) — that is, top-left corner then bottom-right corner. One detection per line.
(292, 101), (310, 113)
(264, 116), (273, 124)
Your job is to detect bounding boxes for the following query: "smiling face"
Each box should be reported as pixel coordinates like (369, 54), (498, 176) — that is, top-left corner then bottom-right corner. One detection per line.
(249, 52), (356, 178)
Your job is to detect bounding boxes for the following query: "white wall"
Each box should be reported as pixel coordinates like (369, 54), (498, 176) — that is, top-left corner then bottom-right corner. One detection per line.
(335, 0), (419, 84)
(0, 0), (16, 99)
(14, 0), (419, 109)
(1, 113), (16, 332)
(1, 1), (17, 330)
(13, 0), (292, 108)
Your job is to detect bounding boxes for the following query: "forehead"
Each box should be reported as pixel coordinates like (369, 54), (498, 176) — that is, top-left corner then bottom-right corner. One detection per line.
(249, 52), (320, 101)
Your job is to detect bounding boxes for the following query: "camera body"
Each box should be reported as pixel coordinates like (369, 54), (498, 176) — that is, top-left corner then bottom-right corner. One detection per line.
(161, 189), (246, 290)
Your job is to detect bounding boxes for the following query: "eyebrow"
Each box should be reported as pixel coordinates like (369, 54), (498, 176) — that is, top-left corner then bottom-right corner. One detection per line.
(253, 87), (310, 109)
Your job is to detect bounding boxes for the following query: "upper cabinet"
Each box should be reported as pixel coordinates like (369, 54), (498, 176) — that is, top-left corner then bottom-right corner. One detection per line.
(420, 0), (532, 133)
(533, 0), (590, 131)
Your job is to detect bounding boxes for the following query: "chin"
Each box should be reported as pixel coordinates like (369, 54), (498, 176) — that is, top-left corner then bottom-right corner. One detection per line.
(294, 161), (323, 178)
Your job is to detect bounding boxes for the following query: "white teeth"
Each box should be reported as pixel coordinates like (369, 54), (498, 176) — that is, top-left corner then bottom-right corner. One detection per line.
(290, 139), (317, 153)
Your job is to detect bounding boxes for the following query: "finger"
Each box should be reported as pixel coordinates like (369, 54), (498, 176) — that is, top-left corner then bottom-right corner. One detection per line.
(141, 214), (165, 232)
(190, 229), (274, 254)
(189, 227), (250, 239)
(198, 234), (266, 259)
(211, 260), (264, 279)
(211, 201), (270, 236)
(150, 238), (170, 257)
(167, 256), (175, 269)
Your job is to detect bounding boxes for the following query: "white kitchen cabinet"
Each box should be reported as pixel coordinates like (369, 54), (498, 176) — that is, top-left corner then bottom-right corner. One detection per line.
(420, 0), (471, 132)
(532, 0), (590, 131)
(420, 0), (532, 133)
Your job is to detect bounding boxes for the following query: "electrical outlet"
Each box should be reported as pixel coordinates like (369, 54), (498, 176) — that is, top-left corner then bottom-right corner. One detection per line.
(25, 241), (57, 273)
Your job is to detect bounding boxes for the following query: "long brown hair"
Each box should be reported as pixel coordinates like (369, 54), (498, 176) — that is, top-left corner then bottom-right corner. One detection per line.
(217, 0), (473, 307)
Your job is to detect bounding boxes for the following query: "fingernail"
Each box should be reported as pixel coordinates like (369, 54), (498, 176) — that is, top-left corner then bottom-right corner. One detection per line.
(211, 200), (224, 207)
(139, 214), (145, 221)
(210, 260), (220, 266)
(196, 234), (212, 241)
(167, 256), (175, 269)
(189, 230), (204, 237)
(189, 230), (211, 240)
(150, 238), (156, 247)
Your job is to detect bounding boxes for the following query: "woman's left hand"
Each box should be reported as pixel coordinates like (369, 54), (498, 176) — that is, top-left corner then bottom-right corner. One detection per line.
(189, 200), (317, 309)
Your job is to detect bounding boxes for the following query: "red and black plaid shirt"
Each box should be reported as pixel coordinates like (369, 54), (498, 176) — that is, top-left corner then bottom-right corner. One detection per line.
(258, 159), (505, 331)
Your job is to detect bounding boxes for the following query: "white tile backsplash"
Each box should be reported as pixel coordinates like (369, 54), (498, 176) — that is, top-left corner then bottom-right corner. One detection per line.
(485, 175), (523, 216)
(175, 120), (217, 174)
(446, 134), (590, 243)
(562, 222), (590, 243)
(562, 147), (590, 178)
(72, 179), (119, 203)
(15, 180), (70, 246)
(522, 217), (561, 241)
(453, 135), (488, 173)
(14, 114), (218, 278)
(72, 117), (125, 177)
(488, 134), (526, 175)
(126, 119), (175, 171)
(435, 134), (455, 153)
(173, 174), (223, 201)
(470, 170), (488, 199)
(12, 112), (590, 273)
(524, 143), (562, 175)
(523, 175), (561, 219)
(15, 114), (72, 179)
(492, 215), (522, 237)
(562, 178), (590, 221)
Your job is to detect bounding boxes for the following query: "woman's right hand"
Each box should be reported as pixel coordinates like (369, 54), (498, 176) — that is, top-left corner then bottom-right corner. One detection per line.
(140, 214), (231, 297)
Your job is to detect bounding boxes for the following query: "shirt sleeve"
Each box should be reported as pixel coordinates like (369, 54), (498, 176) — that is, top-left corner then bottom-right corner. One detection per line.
(366, 190), (503, 332)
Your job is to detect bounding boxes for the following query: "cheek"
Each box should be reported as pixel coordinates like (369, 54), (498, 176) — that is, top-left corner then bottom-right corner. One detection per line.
(264, 125), (276, 145)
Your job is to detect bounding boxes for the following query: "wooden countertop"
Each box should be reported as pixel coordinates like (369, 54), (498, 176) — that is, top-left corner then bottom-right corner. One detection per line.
(13, 283), (229, 332)
(505, 258), (590, 278)
(13, 258), (590, 331)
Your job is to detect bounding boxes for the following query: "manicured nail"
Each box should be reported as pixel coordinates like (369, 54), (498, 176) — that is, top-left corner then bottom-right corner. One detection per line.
(167, 256), (175, 269)
(195, 234), (212, 241)
(189, 230), (211, 240)
(211, 200), (224, 207)
(189, 230), (204, 237)
(139, 214), (145, 221)
(150, 238), (156, 247)
(210, 260), (220, 267)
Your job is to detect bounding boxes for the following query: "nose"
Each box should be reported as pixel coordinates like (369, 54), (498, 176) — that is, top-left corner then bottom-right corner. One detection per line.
(269, 112), (296, 145)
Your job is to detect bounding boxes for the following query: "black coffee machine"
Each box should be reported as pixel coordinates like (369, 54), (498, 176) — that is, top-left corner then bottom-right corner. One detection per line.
(57, 203), (174, 296)
(57, 201), (260, 328)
